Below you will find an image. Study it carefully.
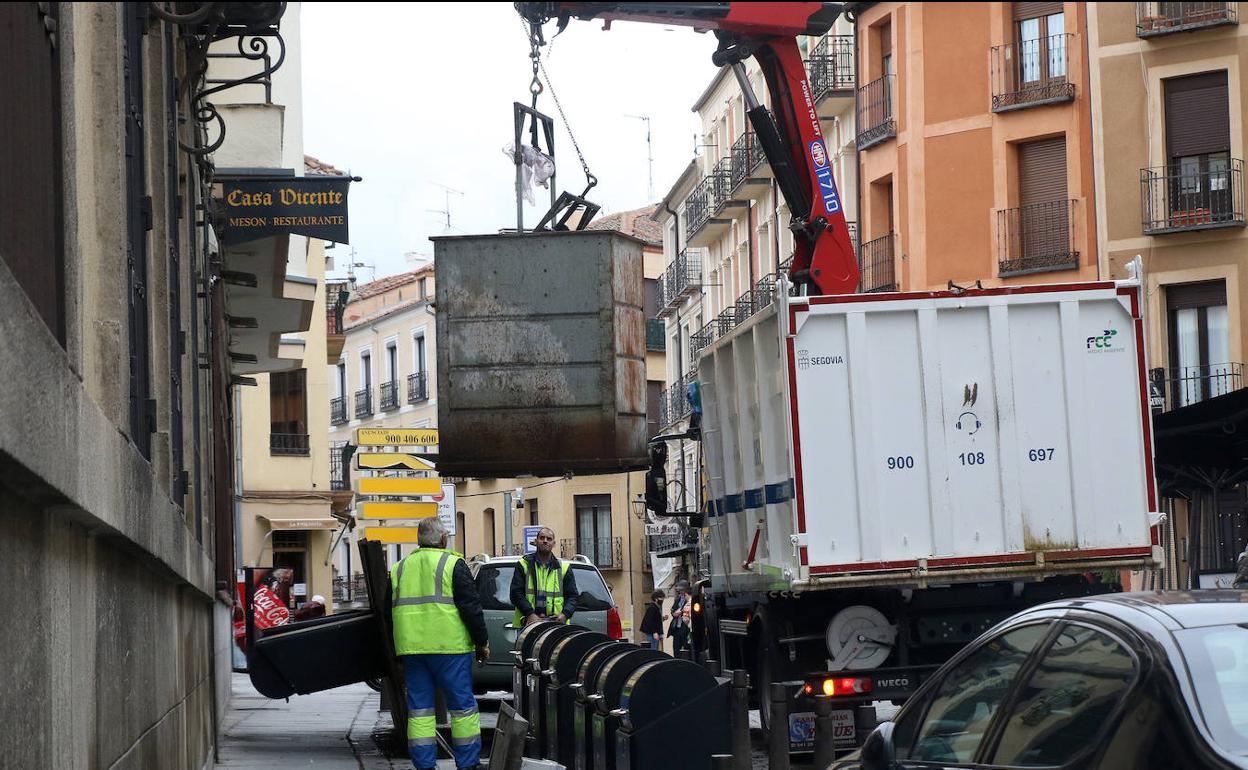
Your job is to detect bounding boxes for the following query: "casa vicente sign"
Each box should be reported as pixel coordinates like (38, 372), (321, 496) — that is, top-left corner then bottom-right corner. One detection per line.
(218, 175), (352, 245)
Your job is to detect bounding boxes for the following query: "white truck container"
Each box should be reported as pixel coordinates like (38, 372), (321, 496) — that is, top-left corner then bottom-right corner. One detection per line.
(694, 273), (1162, 743)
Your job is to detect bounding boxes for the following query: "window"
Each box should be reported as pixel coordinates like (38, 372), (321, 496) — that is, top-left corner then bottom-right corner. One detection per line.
(361, 351), (372, 389)
(1167, 280), (1231, 406)
(879, 20), (893, 76)
(386, 343), (397, 383)
(575, 494), (614, 568)
(484, 508), (496, 555)
(1015, 4), (1066, 86)
(419, 277), (428, 299)
(645, 278), (660, 320)
(1175, 624), (1248, 756)
(528, 498), (538, 527)
(337, 362), (346, 398)
(895, 623), (1050, 763)
(991, 624), (1137, 766)
(415, 334), (427, 374)
(1011, 136), (1073, 269)
(270, 369), (309, 455)
(648, 380), (662, 438)
(1165, 71), (1232, 221)
(455, 511), (466, 555)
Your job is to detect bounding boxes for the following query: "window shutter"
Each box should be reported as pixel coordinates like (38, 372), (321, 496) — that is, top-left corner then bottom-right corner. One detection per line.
(1014, 2), (1064, 20)
(1166, 280), (1226, 311)
(1019, 137), (1068, 205)
(1165, 71), (1229, 159)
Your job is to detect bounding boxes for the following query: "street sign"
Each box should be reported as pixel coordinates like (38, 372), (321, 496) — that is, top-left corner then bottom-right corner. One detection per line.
(436, 483), (457, 535)
(358, 477), (443, 495)
(645, 523), (680, 536)
(358, 501), (438, 520)
(362, 526), (421, 544)
(355, 428), (439, 447)
(522, 525), (544, 555)
(355, 452), (436, 471)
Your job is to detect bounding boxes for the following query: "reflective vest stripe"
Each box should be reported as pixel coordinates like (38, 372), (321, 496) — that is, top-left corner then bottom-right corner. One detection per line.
(394, 595), (456, 607)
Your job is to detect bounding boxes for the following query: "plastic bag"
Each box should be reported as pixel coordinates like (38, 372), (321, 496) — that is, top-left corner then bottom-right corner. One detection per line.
(503, 143), (555, 205)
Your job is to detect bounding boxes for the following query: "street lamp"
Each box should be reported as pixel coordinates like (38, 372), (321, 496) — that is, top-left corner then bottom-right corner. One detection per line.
(630, 493), (647, 520)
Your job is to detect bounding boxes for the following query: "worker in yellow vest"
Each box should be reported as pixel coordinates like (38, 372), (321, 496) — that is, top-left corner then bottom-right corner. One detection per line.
(390, 517), (490, 770)
(509, 526), (579, 627)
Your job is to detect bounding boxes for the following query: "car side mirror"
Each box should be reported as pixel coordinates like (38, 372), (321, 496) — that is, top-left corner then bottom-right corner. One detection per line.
(860, 721), (896, 770)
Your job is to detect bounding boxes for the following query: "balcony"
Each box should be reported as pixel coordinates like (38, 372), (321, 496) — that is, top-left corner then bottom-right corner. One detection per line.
(990, 34), (1075, 113)
(270, 433), (310, 456)
(329, 446), (348, 490)
(561, 536), (623, 569)
(729, 132), (769, 200)
(662, 372), (695, 429)
(690, 321), (716, 358)
(331, 573), (368, 605)
(354, 388), (373, 419)
(662, 249), (703, 313)
(858, 233), (898, 292)
(1150, 363), (1243, 411)
(809, 34), (855, 117)
(856, 74), (896, 150)
(1137, 2), (1237, 37)
(646, 318), (666, 352)
(379, 380), (400, 411)
(325, 280), (349, 364)
(1141, 160), (1245, 234)
(329, 396), (347, 426)
(408, 371), (429, 404)
(648, 528), (699, 558)
(686, 164), (736, 247)
(997, 199), (1080, 276)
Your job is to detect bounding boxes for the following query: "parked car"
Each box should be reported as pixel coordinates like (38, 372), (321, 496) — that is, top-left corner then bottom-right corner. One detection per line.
(834, 591), (1248, 770)
(468, 553), (623, 692)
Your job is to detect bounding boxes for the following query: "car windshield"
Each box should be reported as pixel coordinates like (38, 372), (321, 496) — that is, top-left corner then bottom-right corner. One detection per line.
(1176, 624), (1248, 755)
(472, 563), (614, 612)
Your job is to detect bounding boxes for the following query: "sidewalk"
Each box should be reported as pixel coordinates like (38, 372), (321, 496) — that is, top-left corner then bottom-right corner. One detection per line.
(215, 674), (500, 770)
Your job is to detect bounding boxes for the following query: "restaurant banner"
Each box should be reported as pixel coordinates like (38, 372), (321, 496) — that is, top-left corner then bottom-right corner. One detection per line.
(220, 175), (351, 245)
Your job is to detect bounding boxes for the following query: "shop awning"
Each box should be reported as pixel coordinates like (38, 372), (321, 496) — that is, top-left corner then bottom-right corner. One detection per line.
(1154, 387), (1248, 490)
(260, 516), (341, 531)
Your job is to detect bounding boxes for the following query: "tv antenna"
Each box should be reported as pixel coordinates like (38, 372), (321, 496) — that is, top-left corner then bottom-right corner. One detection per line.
(344, 247), (376, 284)
(627, 114), (654, 201)
(427, 183), (466, 234)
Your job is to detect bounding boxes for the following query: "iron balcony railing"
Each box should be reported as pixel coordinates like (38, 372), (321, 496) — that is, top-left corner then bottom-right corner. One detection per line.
(270, 433), (309, 456)
(648, 528), (700, 556)
(665, 249), (702, 307)
(561, 537), (624, 569)
(646, 318), (666, 352)
(808, 34), (855, 99)
(1136, 2), (1238, 36)
(691, 321), (717, 357)
(1150, 363), (1243, 411)
(354, 388), (373, 419)
(331, 573), (369, 604)
(729, 131), (766, 191)
(858, 233), (898, 292)
(856, 74), (896, 150)
(326, 280), (349, 336)
(408, 371), (429, 403)
(711, 157), (735, 213)
(329, 396), (347, 426)
(997, 199), (1079, 276)
(662, 373), (695, 428)
(656, 276), (671, 316)
(380, 380), (400, 411)
(990, 34), (1075, 112)
(685, 174), (715, 236)
(330, 447), (348, 491)
(1141, 159), (1245, 234)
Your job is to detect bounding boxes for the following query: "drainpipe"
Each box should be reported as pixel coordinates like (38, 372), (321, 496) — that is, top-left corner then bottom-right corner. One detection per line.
(851, 8), (863, 284)
(662, 198), (689, 536)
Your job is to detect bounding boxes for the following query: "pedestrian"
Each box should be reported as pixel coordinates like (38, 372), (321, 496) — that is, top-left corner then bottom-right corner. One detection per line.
(668, 580), (693, 659)
(639, 590), (666, 650)
(510, 526), (579, 628)
(391, 517), (490, 770)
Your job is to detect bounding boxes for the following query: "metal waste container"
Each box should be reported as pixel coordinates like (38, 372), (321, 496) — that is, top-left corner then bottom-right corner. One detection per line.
(512, 621), (563, 723)
(527, 624), (587, 756)
(613, 659), (730, 770)
(545, 632), (613, 765)
(572, 643), (639, 770)
(589, 648), (667, 770)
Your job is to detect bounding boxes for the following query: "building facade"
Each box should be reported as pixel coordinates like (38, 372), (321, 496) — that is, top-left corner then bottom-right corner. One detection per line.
(853, 1), (1099, 290)
(1088, 1), (1248, 589)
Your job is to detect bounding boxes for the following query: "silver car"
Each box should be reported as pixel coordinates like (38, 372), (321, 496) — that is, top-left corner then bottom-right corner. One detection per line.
(468, 554), (623, 692)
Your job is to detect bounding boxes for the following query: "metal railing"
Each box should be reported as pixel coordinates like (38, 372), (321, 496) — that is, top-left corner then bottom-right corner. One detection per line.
(326, 280), (349, 336)
(206, 50), (274, 103)
(809, 34), (855, 99)
(662, 373), (695, 429)
(646, 318), (666, 351)
(560, 537), (624, 569)
(856, 74), (896, 150)
(711, 157), (735, 213)
(330, 396), (347, 426)
(691, 321), (717, 357)
(648, 528), (699, 556)
(330, 446), (348, 491)
(1141, 160), (1245, 234)
(990, 34), (1075, 112)
(1150, 363), (1243, 411)
(379, 380), (399, 411)
(858, 233), (898, 292)
(494, 544), (523, 557)
(332, 573), (369, 604)
(270, 433), (310, 456)
(408, 371), (429, 403)
(729, 132), (766, 191)
(1136, 2), (1237, 36)
(664, 249), (702, 308)
(354, 388), (373, 419)
(997, 199), (1080, 276)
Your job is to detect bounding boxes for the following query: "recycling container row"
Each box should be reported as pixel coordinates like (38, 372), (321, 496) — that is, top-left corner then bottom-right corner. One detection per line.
(512, 621), (730, 770)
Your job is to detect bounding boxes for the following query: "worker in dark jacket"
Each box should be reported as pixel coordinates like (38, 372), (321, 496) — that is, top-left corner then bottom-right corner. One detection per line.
(639, 590), (666, 649)
(391, 517), (489, 770)
(509, 526), (579, 627)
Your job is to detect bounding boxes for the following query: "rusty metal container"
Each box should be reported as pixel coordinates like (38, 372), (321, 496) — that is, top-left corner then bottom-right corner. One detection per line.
(433, 231), (647, 477)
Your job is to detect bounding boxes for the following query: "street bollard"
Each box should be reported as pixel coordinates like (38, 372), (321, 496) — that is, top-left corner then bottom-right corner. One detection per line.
(729, 670), (750, 770)
(711, 754), (734, 770)
(768, 683), (791, 770)
(812, 695), (835, 770)
(855, 704), (879, 747)
(707, 658), (723, 677)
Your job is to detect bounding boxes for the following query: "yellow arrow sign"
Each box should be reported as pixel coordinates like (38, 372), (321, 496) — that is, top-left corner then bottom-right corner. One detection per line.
(363, 526), (421, 544)
(356, 428), (439, 447)
(358, 501), (438, 520)
(358, 477), (443, 495)
(355, 453), (436, 471)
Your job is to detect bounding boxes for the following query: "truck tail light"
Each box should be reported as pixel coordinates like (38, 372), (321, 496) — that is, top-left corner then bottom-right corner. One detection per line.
(810, 676), (873, 697)
(693, 602), (702, 614)
(607, 606), (623, 639)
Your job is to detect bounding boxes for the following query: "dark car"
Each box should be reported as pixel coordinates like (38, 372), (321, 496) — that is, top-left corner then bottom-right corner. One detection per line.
(836, 591), (1248, 770)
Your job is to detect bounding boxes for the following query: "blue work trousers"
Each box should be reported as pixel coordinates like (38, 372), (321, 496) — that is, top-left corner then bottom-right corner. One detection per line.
(402, 653), (481, 769)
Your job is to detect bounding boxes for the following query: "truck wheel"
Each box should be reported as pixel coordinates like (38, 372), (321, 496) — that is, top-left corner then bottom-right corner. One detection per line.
(750, 609), (783, 741)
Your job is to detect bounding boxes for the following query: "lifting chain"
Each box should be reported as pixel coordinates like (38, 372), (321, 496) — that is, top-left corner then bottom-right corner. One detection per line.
(521, 18), (597, 192)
